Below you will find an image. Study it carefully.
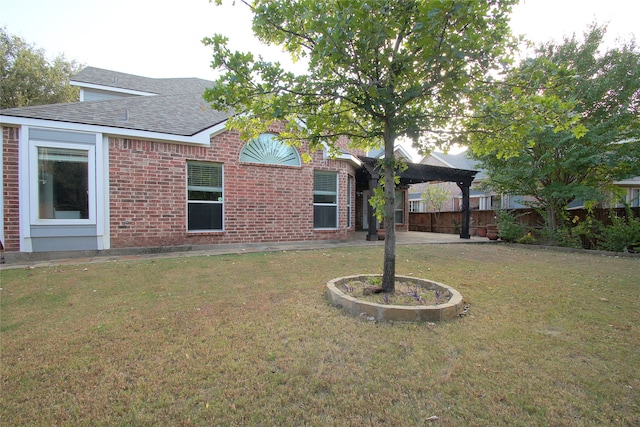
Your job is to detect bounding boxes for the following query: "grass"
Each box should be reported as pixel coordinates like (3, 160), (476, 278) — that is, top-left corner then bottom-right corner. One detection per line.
(1, 244), (638, 426)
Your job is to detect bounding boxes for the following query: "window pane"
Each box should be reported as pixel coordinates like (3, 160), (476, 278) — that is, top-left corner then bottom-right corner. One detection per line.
(188, 162), (222, 189)
(314, 205), (337, 228)
(394, 191), (404, 209)
(314, 171), (337, 192)
(314, 194), (337, 204)
(188, 190), (223, 201)
(395, 210), (404, 224)
(38, 147), (89, 219)
(240, 133), (301, 166)
(188, 203), (222, 231)
(395, 191), (404, 224)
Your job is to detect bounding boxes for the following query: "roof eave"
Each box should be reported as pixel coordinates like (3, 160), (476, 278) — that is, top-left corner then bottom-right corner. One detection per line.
(322, 144), (362, 167)
(0, 115), (228, 146)
(70, 80), (157, 97)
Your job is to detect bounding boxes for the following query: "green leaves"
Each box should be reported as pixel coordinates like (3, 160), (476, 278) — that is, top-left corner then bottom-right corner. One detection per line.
(1, 28), (81, 109)
(468, 25), (640, 230)
(204, 0), (517, 154)
(204, 1), (517, 289)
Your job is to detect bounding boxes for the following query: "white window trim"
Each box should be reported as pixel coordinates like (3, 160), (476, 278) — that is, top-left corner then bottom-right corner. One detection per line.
(29, 140), (97, 226)
(313, 171), (339, 230)
(18, 126), (106, 252)
(186, 161), (224, 232)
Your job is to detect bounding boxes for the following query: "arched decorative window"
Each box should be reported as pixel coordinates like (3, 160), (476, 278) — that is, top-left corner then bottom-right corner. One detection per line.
(239, 133), (301, 166)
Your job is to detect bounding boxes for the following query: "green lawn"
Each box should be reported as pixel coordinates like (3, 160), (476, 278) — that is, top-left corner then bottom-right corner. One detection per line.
(1, 244), (638, 426)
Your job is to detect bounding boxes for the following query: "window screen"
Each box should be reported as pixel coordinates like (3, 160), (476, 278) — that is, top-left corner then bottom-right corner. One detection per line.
(187, 162), (223, 231)
(314, 171), (338, 228)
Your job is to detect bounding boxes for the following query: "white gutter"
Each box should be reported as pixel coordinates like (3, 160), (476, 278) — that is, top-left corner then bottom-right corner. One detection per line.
(0, 116), (228, 146)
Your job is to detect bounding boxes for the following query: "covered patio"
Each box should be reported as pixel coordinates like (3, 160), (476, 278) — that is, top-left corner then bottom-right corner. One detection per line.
(355, 156), (478, 240)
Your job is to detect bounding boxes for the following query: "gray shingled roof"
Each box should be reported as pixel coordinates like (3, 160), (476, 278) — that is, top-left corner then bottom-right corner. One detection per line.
(71, 66), (214, 95)
(431, 152), (486, 180)
(0, 67), (231, 137)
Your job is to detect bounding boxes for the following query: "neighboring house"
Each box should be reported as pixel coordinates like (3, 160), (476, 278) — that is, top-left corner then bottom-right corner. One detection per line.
(614, 177), (640, 208)
(409, 151), (527, 213)
(1, 67), (478, 256)
(410, 151), (640, 213)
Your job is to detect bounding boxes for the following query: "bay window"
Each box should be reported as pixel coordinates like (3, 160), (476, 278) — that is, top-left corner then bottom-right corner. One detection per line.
(37, 147), (89, 220)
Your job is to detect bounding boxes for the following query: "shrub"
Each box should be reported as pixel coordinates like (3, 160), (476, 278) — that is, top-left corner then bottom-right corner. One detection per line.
(517, 232), (537, 245)
(496, 210), (526, 243)
(569, 214), (603, 250)
(597, 210), (640, 253)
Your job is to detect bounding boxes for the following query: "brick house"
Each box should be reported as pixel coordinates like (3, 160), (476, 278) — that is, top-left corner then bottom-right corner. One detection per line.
(409, 151), (531, 213)
(1, 67), (477, 257)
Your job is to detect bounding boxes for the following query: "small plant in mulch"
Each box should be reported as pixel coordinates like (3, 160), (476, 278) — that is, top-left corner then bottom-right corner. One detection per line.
(341, 277), (451, 306)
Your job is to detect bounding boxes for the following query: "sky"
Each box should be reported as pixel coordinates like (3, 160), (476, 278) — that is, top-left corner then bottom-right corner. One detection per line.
(2, 0), (637, 80)
(1, 0), (638, 157)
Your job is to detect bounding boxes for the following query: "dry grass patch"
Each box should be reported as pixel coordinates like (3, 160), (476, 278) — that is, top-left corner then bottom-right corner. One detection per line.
(1, 245), (638, 425)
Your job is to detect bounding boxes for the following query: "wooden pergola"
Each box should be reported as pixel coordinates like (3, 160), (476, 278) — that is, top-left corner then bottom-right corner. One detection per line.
(355, 156), (478, 240)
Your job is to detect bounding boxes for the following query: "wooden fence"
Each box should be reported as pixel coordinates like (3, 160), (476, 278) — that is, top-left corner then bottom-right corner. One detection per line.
(409, 207), (640, 236)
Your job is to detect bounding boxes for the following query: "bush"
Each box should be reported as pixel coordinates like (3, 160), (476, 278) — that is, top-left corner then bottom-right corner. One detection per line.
(517, 232), (537, 245)
(597, 211), (640, 253)
(569, 214), (603, 250)
(496, 210), (527, 243)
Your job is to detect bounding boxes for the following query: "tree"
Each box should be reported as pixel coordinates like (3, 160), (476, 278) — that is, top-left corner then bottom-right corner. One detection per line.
(467, 25), (640, 231)
(421, 183), (451, 213)
(203, 0), (517, 292)
(1, 27), (81, 109)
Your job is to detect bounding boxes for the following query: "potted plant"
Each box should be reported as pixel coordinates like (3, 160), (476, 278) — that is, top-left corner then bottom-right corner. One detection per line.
(477, 219), (487, 237)
(486, 224), (498, 240)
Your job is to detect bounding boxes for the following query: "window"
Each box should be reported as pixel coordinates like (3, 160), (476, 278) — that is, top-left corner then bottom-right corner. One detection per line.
(409, 200), (424, 213)
(347, 175), (353, 228)
(491, 195), (502, 210)
(239, 133), (301, 166)
(187, 162), (223, 231)
(37, 147), (89, 220)
(630, 188), (640, 208)
(314, 171), (338, 229)
(395, 190), (405, 224)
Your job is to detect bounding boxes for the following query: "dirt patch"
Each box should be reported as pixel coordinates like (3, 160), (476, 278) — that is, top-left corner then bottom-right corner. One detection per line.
(339, 277), (451, 306)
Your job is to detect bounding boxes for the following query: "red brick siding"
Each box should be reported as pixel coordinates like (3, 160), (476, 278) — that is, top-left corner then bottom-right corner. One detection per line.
(109, 131), (356, 248)
(2, 126), (20, 251)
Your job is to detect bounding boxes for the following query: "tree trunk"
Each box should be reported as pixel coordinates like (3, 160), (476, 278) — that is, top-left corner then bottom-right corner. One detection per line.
(548, 208), (557, 232)
(381, 122), (396, 294)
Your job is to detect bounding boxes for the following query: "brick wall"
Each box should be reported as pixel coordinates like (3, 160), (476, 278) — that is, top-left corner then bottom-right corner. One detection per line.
(109, 130), (356, 248)
(2, 126), (20, 251)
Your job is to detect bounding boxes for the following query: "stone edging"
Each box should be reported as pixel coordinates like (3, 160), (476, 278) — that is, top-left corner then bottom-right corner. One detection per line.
(325, 274), (464, 322)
